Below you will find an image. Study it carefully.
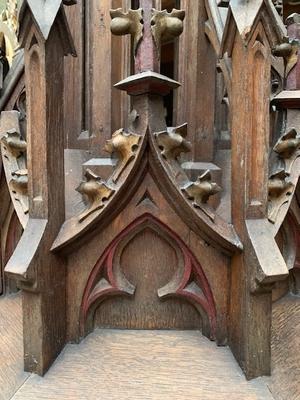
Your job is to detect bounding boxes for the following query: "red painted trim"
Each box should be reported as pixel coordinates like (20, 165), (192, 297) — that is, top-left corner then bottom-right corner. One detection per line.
(80, 213), (217, 338)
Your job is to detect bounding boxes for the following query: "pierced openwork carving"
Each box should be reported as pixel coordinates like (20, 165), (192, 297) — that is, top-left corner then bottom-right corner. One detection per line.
(268, 170), (294, 223)
(151, 9), (185, 50)
(181, 171), (221, 220)
(273, 128), (300, 174)
(155, 123), (191, 161)
(105, 128), (141, 182)
(77, 169), (115, 222)
(80, 214), (217, 339)
(110, 8), (143, 53)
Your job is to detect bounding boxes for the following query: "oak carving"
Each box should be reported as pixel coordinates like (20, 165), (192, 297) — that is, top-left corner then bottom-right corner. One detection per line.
(273, 127), (300, 174)
(155, 123), (191, 161)
(104, 128), (141, 182)
(151, 9), (185, 49)
(110, 8), (143, 54)
(181, 170), (221, 220)
(77, 169), (115, 222)
(268, 170), (294, 223)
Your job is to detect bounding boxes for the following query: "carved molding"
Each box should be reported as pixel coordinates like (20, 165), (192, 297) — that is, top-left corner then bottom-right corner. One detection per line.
(80, 214), (217, 339)
(268, 170), (294, 223)
(110, 8), (143, 54)
(151, 9), (185, 50)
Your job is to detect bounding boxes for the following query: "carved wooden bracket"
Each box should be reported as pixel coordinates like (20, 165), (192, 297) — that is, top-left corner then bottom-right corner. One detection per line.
(181, 171), (221, 221)
(268, 170), (294, 223)
(154, 123), (191, 161)
(151, 8), (185, 50)
(273, 127), (300, 174)
(104, 128), (141, 182)
(110, 8), (143, 54)
(77, 169), (115, 222)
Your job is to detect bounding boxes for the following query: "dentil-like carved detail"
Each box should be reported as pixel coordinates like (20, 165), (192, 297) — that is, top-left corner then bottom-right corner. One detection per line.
(181, 170), (221, 220)
(110, 8), (143, 54)
(268, 170), (294, 223)
(155, 123), (191, 161)
(273, 128), (300, 173)
(151, 9), (185, 50)
(104, 128), (141, 183)
(77, 169), (115, 222)
(1, 129), (27, 157)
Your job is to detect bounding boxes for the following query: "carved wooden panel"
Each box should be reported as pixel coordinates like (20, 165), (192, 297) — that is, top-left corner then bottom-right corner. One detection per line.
(93, 228), (203, 331)
(80, 214), (217, 338)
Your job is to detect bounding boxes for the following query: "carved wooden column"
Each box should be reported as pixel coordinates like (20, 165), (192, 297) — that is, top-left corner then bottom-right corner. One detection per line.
(221, 1), (288, 378)
(4, 1), (75, 375)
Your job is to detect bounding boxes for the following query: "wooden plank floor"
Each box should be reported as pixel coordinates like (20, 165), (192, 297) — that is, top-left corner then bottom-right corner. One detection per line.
(264, 294), (300, 400)
(0, 294), (29, 400)
(9, 329), (273, 400)
(1, 292), (298, 400)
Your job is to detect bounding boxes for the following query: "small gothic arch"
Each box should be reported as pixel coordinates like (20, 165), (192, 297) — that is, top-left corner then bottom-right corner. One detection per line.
(80, 213), (217, 340)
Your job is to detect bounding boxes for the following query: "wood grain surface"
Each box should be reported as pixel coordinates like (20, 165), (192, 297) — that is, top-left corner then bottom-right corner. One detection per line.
(0, 294), (29, 400)
(10, 329), (274, 400)
(265, 294), (300, 400)
(1, 292), (299, 399)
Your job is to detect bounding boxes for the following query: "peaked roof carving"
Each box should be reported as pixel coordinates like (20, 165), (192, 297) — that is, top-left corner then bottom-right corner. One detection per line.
(19, 0), (76, 55)
(221, 0), (286, 55)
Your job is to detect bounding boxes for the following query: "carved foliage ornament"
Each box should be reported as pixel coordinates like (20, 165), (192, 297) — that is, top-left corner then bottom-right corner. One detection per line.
(77, 169), (115, 222)
(154, 124), (221, 221)
(155, 123), (191, 161)
(268, 170), (294, 223)
(181, 171), (221, 221)
(77, 127), (142, 222)
(110, 8), (143, 54)
(151, 9), (185, 49)
(1, 126), (29, 224)
(110, 7), (185, 54)
(104, 128), (141, 183)
(273, 127), (300, 174)
(272, 37), (300, 77)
